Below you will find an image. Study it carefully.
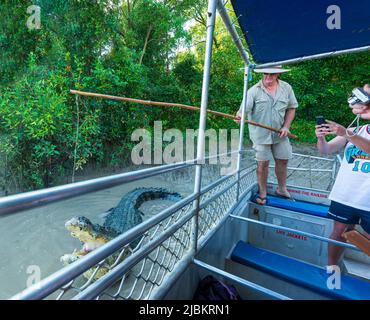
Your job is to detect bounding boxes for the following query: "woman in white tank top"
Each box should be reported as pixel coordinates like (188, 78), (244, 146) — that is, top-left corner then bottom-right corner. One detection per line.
(315, 84), (370, 266)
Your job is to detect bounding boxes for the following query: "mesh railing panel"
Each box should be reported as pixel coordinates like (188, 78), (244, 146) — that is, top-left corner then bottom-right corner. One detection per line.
(46, 202), (194, 300)
(268, 154), (337, 191)
(198, 176), (238, 238)
(239, 166), (257, 196)
(198, 167), (256, 239)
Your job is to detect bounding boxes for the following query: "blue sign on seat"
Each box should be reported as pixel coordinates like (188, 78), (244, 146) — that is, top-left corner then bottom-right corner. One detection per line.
(231, 241), (370, 300)
(252, 194), (329, 218)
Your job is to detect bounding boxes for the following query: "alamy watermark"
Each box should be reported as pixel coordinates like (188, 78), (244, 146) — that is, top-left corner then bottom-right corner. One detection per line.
(326, 265), (341, 290)
(131, 121), (240, 176)
(326, 5), (341, 30)
(26, 5), (41, 30)
(26, 265), (41, 290)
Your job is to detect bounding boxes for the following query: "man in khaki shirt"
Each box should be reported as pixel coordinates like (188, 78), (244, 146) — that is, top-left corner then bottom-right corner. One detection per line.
(236, 66), (298, 205)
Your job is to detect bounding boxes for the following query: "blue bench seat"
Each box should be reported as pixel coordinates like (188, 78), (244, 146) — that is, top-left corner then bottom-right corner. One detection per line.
(231, 241), (370, 300)
(252, 194), (329, 218)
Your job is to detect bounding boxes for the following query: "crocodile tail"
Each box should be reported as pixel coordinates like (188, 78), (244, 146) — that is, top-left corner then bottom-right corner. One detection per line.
(160, 191), (183, 202)
(134, 187), (182, 209)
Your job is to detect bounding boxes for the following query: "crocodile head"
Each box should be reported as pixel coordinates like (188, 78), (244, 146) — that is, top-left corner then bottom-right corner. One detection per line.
(61, 216), (119, 281)
(65, 216), (109, 253)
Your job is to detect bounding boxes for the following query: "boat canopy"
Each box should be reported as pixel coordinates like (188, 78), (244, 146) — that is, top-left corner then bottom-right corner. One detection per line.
(230, 0), (370, 65)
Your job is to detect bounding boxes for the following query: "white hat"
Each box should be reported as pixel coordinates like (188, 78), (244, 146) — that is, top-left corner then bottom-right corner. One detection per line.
(254, 65), (290, 74)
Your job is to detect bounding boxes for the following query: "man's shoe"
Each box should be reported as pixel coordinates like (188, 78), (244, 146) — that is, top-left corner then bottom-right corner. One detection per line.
(255, 196), (267, 205)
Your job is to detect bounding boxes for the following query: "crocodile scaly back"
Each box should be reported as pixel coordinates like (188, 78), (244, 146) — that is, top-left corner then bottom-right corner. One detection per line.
(103, 187), (182, 235)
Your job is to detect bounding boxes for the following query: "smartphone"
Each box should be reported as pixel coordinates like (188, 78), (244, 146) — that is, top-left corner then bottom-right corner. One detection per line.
(316, 116), (327, 126)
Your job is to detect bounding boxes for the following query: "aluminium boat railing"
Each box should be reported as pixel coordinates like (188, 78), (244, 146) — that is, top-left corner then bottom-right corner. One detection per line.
(0, 150), (239, 216)
(6, 151), (352, 300)
(8, 155), (257, 300)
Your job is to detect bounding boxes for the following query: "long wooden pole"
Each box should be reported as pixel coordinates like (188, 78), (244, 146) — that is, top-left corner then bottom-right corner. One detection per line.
(70, 89), (298, 139)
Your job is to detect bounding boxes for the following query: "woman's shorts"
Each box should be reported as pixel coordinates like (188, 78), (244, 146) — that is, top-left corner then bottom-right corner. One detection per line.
(328, 201), (370, 233)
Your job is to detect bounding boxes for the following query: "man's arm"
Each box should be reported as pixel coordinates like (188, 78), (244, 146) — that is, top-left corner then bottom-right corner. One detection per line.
(279, 85), (298, 138)
(279, 108), (296, 138)
(283, 108), (296, 129)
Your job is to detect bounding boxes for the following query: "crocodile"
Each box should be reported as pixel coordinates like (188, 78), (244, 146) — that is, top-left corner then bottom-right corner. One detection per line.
(60, 187), (182, 280)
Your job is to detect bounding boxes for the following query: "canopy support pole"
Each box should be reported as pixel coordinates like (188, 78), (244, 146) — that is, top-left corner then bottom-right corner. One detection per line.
(256, 45), (370, 68)
(191, 0), (217, 254)
(236, 63), (250, 201)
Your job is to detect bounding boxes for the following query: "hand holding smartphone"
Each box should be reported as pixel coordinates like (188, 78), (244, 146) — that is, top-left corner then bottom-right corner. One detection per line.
(316, 116), (327, 126)
(316, 116), (330, 130)
(315, 116), (329, 138)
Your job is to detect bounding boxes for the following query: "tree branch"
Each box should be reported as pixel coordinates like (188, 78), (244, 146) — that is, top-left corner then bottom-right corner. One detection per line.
(139, 25), (153, 65)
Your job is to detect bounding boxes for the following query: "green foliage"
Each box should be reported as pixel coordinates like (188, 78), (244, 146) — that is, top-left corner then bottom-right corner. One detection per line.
(283, 52), (370, 125)
(290, 119), (317, 144)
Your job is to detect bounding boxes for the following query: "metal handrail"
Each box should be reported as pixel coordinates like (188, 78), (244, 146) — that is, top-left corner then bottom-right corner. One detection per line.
(0, 149), (242, 217)
(269, 166), (334, 173)
(291, 153), (335, 161)
(193, 259), (291, 300)
(0, 162), (191, 216)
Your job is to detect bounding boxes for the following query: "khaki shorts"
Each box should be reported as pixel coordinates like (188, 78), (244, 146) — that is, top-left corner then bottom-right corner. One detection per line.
(253, 139), (292, 161)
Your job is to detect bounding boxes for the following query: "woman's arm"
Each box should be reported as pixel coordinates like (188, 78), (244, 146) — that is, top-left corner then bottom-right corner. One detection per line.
(315, 124), (347, 154)
(347, 134), (370, 154)
(322, 120), (370, 154)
